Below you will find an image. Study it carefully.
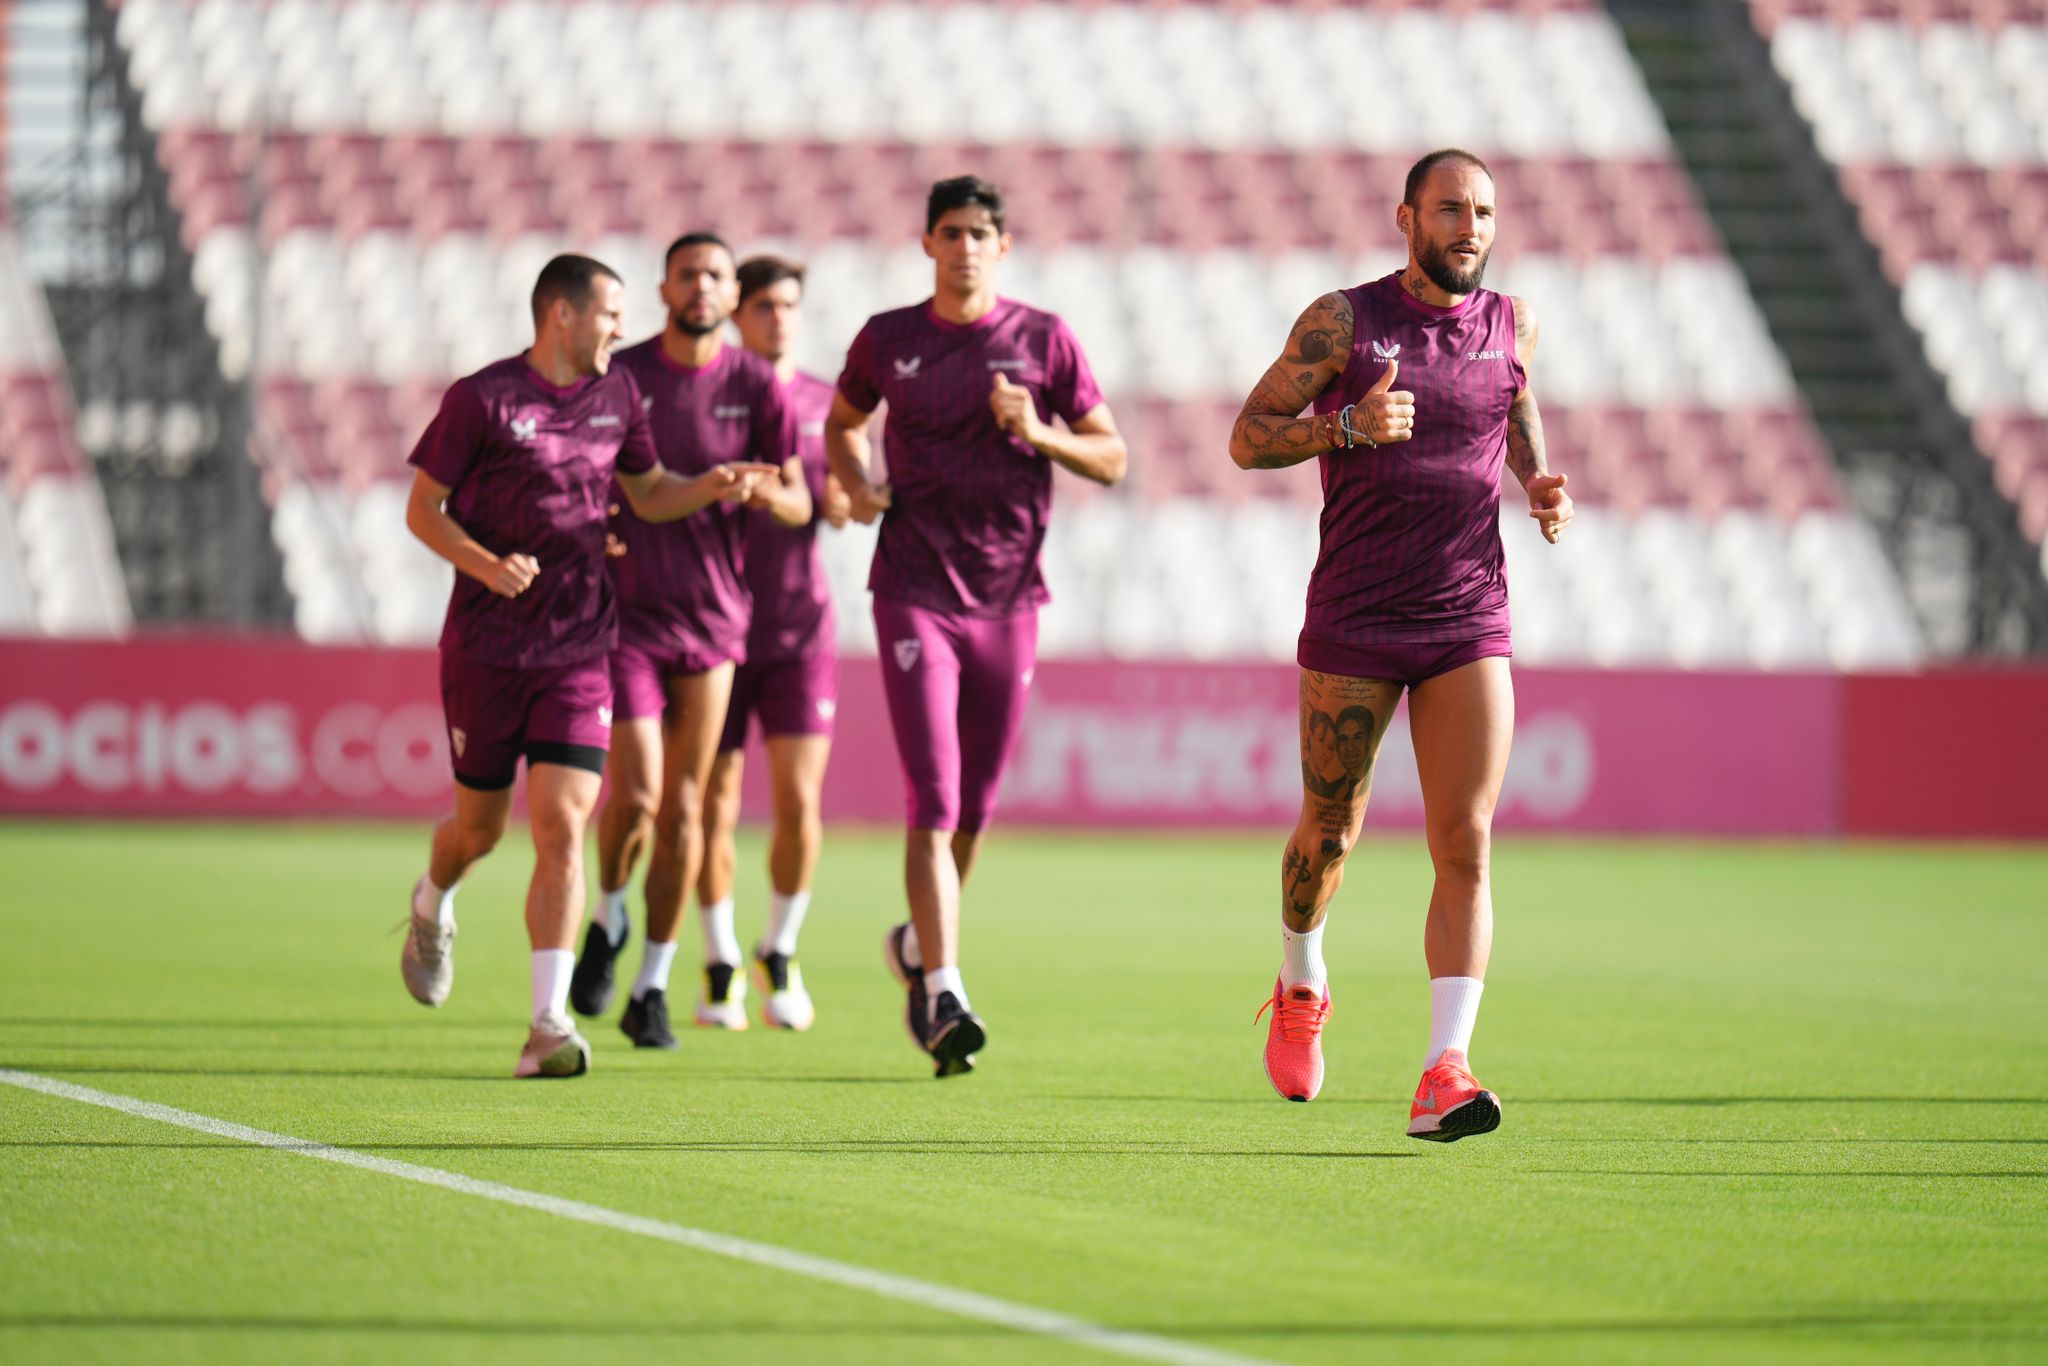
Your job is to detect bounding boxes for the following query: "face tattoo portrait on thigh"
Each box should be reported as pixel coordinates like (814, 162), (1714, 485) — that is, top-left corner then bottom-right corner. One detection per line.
(1299, 682), (1376, 803)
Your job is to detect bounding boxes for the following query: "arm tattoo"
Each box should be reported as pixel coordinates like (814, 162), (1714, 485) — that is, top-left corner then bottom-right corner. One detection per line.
(1503, 296), (1545, 489)
(1510, 294), (1538, 365)
(1505, 390), (1547, 490)
(1232, 292), (1354, 470)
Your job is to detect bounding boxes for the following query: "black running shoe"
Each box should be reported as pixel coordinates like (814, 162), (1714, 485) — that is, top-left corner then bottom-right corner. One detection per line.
(926, 990), (985, 1079)
(883, 923), (929, 1052)
(570, 918), (628, 1017)
(618, 988), (677, 1049)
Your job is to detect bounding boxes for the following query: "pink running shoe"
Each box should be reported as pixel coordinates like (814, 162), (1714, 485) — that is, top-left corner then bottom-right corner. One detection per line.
(1407, 1048), (1501, 1142)
(1256, 978), (1330, 1102)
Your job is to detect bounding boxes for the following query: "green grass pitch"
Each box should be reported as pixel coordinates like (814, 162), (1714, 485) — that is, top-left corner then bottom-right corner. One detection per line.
(2, 821), (2044, 1364)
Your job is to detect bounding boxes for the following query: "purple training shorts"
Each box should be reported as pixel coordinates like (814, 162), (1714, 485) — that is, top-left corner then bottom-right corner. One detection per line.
(872, 595), (1037, 834)
(439, 650), (613, 789)
(718, 644), (839, 753)
(1296, 632), (1513, 689)
(609, 634), (742, 722)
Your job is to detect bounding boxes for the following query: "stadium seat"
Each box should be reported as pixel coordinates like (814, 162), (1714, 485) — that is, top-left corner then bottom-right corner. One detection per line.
(72, 0), (1932, 667)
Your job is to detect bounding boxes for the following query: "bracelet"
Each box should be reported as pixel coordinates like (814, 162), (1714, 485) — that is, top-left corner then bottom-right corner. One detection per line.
(1339, 404), (1376, 450)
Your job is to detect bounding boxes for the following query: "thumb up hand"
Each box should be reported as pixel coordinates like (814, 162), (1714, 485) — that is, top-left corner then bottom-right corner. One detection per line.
(1359, 358), (1413, 445)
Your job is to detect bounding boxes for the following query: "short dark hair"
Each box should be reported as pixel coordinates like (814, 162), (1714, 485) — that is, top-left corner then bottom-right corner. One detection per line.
(664, 231), (734, 273)
(530, 254), (620, 324)
(737, 255), (806, 304)
(1403, 149), (1494, 208)
(926, 175), (1005, 234)
(1335, 705), (1375, 738)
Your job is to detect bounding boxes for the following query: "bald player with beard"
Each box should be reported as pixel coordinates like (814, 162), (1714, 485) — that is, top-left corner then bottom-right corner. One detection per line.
(1230, 149), (1574, 1140)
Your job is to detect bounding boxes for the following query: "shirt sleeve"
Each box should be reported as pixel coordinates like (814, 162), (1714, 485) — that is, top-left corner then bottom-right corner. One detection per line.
(1045, 318), (1106, 426)
(835, 319), (882, 414)
(614, 369), (659, 476)
(407, 377), (488, 488)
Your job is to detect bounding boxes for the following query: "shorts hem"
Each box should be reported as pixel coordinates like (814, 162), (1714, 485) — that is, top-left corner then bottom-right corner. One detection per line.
(525, 742), (608, 776)
(1297, 633), (1513, 687)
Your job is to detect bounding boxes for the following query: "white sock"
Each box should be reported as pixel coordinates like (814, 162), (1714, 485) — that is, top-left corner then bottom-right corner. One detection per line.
(413, 875), (457, 927)
(531, 949), (573, 1023)
(700, 897), (742, 966)
(1280, 922), (1327, 992)
(632, 939), (678, 1001)
(599, 888), (629, 947)
(1426, 976), (1485, 1068)
(764, 889), (811, 958)
(923, 965), (967, 1017)
(900, 921), (923, 969)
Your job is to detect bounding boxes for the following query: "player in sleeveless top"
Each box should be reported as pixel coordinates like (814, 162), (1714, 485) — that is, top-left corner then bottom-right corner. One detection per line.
(826, 177), (1127, 1077)
(399, 254), (781, 1078)
(698, 255), (852, 1032)
(570, 233), (808, 1050)
(1228, 151), (1574, 1138)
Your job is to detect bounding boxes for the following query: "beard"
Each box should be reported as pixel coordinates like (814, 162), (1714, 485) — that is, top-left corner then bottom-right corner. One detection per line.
(1416, 236), (1489, 295)
(672, 308), (724, 337)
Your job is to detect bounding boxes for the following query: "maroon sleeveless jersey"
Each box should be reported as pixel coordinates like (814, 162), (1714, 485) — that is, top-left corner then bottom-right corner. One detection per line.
(1304, 273), (1526, 647)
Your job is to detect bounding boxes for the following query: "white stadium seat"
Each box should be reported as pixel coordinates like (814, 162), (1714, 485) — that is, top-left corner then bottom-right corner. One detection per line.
(61, 0), (1941, 666)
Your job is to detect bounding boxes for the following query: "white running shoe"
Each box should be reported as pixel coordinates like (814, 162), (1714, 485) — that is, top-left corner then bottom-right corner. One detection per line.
(694, 962), (750, 1029)
(400, 886), (454, 1007)
(515, 1011), (591, 1078)
(754, 948), (815, 1031)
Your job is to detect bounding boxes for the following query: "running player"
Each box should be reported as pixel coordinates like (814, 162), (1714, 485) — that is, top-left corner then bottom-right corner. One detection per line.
(1227, 150), (1573, 1139)
(399, 253), (780, 1078)
(569, 233), (806, 1050)
(697, 255), (851, 1031)
(826, 176), (1127, 1076)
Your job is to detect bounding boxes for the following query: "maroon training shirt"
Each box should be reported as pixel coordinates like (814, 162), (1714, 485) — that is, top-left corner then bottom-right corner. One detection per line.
(1306, 274), (1526, 644)
(837, 297), (1104, 618)
(408, 353), (658, 669)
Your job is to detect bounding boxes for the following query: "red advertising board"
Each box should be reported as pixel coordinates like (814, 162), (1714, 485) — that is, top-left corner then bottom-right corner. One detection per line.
(1840, 670), (2048, 838)
(1, 637), (2042, 837)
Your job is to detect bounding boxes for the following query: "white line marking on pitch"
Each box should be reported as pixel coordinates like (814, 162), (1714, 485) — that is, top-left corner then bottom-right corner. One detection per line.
(1, 1069), (1280, 1366)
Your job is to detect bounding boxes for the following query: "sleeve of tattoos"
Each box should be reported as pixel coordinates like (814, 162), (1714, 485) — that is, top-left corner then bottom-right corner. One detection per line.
(1504, 295), (1548, 491)
(1228, 291), (1356, 471)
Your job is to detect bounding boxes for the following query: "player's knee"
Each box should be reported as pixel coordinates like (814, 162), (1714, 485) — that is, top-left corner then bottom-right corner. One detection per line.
(1309, 831), (1351, 875)
(1291, 816), (1351, 876)
(1429, 817), (1491, 881)
(459, 814), (507, 861)
(531, 807), (584, 866)
(771, 785), (816, 831)
(614, 779), (659, 823)
(651, 799), (697, 849)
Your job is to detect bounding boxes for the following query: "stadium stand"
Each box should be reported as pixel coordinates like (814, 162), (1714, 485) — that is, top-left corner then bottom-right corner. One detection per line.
(20, 0), (1934, 665)
(0, 0), (130, 636)
(1755, 0), (2048, 568)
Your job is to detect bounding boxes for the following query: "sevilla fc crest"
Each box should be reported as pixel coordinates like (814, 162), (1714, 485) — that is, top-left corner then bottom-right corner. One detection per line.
(893, 639), (921, 672)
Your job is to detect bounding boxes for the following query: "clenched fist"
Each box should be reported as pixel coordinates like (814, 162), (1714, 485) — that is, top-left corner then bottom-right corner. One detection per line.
(487, 552), (539, 597)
